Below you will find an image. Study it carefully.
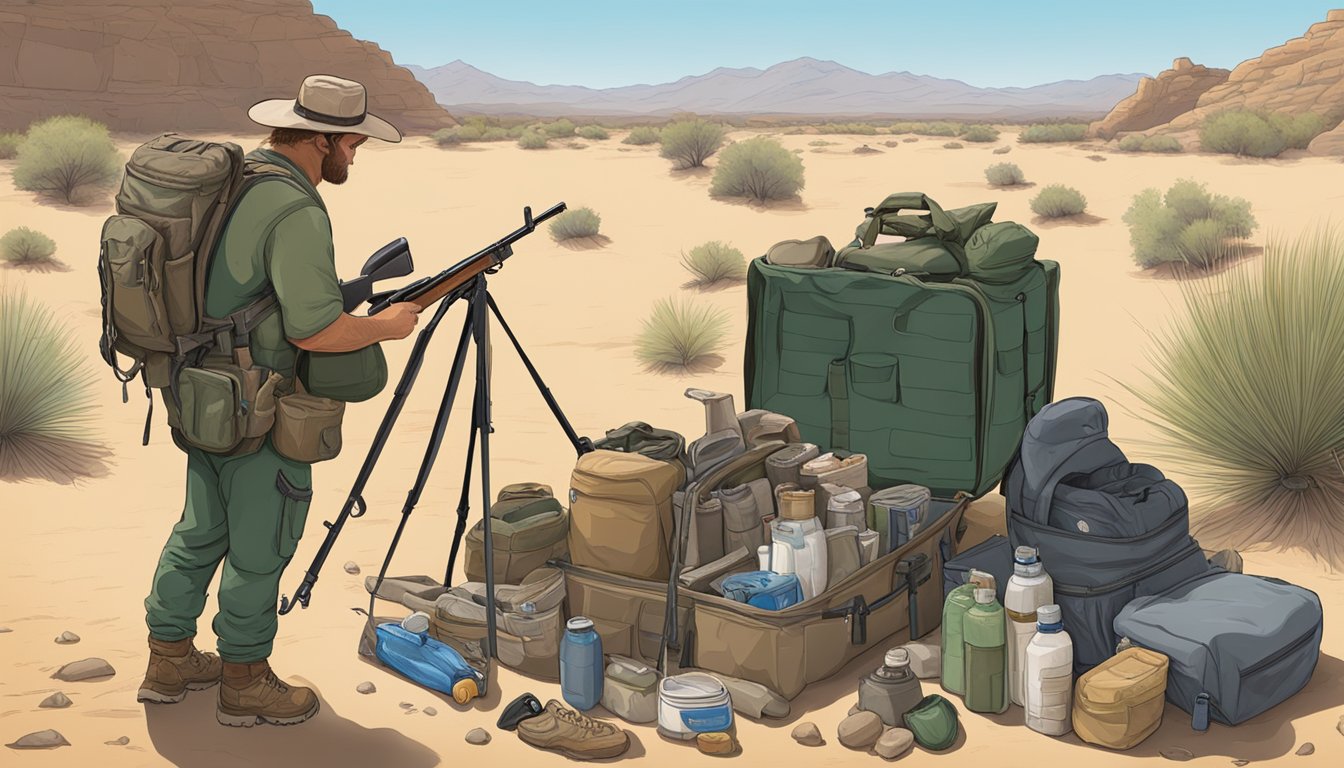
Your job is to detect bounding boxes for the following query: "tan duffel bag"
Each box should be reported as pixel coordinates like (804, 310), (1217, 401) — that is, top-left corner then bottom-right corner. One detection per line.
(568, 449), (684, 580)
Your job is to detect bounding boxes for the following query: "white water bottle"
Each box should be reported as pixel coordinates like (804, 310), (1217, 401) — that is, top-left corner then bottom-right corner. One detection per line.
(770, 518), (828, 600)
(1024, 604), (1073, 736)
(1006, 546), (1053, 706)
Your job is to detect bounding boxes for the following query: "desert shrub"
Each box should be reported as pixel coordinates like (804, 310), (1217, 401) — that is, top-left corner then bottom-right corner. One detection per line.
(1119, 134), (1184, 153)
(818, 123), (878, 135)
(1127, 227), (1344, 564)
(853, 145), (881, 154)
(984, 162), (1026, 187)
(681, 241), (746, 286)
(962, 125), (1000, 143)
(708, 136), (805, 202)
(1269, 112), (1329, 149)
(1019, 123), (1089, 143)
(917, 122), (963, 137)
(432, 128), (462, 146)
(455, 125), (485, 141)
(548, 207), (601, 240)
(1118, 135), (1146, 152)
(0, 287), (102, 481)
(634, 296), (730, 369)
(943, 142), (964, 149)
(659, 119), (726, 169)
(13, 115), (121, 204)
(0, 227), (57, 265)
(0, 132), (23, 159)
(993, 145), (1011, 154)
(808, 140), (837, 147)
(1030, 184), (1087, 217)
(541, 119), (576, 138)
(577, 125), (609, 141)
(1200, 110), (1288, 157)
(1123, 179), (1256, 268)
(518, 130), (549, 150)
(480, 127), (511, 141)
(623, 126), (662, 145)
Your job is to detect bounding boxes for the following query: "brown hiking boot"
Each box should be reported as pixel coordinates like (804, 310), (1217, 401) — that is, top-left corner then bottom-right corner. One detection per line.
(216, 660), (319, 727)
(516, 700), (631, 760)
(137, 635), (222, 704)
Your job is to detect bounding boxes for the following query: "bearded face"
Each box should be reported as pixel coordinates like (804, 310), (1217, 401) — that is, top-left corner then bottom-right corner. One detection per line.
(321, 143), (350, 185)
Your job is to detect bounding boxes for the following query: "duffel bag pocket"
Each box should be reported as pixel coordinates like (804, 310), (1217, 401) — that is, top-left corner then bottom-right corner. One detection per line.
(273, 390), (345, 463)
(275, 469), (313, 559)
(178, 366), (243, 453)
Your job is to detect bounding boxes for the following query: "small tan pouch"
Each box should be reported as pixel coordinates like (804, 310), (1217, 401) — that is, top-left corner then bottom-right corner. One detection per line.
(272, 378), (346, 463)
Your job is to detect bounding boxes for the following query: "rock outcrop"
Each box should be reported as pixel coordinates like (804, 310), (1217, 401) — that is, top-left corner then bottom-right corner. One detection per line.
(1092, 11), (1344, 154)
(0, 0), (455, 135)
(1089, 58), (1230, 139)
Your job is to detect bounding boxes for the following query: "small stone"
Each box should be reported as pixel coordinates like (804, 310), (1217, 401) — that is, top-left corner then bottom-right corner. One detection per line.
(994, 146), (1012, 154)
(399, 701), (414, 709)
(404, 708), (418, 715)
(1338, 713), (1344, 737)
(876, 727), (915, 760)
(697, 732), (737, 756)
(1233, 761), (1250, 766)
(52, 658), (115, 682)
(55, 631), (80, 645)
(838, 711), (884, 749)
(356, 681), (376, 694)
(1296, 743), (1314, 756)
(0, 626), (12, 633)
(6, 729), (70, 749)
(344, 561), (361, 575)
(39, 692), (72, 709)
(105, 736), (129, 746)
(902, 643), (941, 679)
(1211, 550), (1244, 573)
(1161, 747), (1195, 761)
(791, 721), (823, 746)
(465, 727), (491, 745)
(423, 706), (437, 717)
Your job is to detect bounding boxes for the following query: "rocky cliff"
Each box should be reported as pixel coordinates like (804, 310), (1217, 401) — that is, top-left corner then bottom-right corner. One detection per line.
(1091, 10), (1344, 154)
(1089, 58), (1229, 139)
(0, 0), (455, 135)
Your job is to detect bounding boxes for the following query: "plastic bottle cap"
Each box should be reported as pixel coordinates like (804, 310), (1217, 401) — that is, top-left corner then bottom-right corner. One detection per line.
(884, 648), (910, 668)
(400, 611), (431, 634)
(1037, 604), (1062, 625)
(974, 588), (996, 605)
(1014, 546), (1039, 565)
(567, 617), (595, 632)
(452, 677), (480, 705)
(1015, 561), (1044, 578)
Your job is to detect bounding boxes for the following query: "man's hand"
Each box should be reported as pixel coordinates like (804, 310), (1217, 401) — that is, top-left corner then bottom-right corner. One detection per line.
(380, 302), (423, 340)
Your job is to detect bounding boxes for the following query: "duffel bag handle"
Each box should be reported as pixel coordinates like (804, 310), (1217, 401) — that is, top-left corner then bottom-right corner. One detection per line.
(860, 192), (958, 248)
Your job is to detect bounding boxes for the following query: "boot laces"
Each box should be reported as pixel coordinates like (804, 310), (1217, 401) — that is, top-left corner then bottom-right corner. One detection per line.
(554, 706), (609, 733)
(185, 646), (215, 672)
(262, 668), (290, 694)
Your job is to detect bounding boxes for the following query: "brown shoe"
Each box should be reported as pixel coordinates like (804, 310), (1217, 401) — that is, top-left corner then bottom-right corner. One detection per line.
(517, 700), (630, 760)
(137, 635), (222, 704)
(216, 660), (319, 727)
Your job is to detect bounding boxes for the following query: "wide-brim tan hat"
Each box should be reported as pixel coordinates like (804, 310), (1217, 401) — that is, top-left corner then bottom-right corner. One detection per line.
(248, 74), (402, 143)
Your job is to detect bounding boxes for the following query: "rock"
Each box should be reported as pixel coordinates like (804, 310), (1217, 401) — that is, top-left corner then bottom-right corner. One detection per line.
(105, 736), (130, 746)
(838, 711), (884, 750)
(1210, 550), (1244, 573)
(791, 722), (823, 747)
(1296, 743), (1314, 756)
(6, 729), (70, 749)
(465, 727), (491, 745)
(423, 706), (437, 717)
(993, 146), (1011, 154)
(52, 658), (115, 682)
(39, 692), (72, 709)
(1088, 155), (1107, 162)
(344, 561), (361, 575)
(854, 145), (882, 155)
(404, 708), (418, 715)
(0, 626), (12, 633)
(356, 681), (376, 694)
(697, 732), (738, 756)
(1161, 747), (1195, 761)
(1232, 761), (1249, 767)
(1337, 713), (1344, 737)
(875, 728), (915, 760)
(1307, 125), (1344, 157)
(902, 643), (941, 679)
(848, 704), (862, 717)
(55, 631), (80, 645)
(1088, 60), (1231, 139)
(399, 701), (414, 709)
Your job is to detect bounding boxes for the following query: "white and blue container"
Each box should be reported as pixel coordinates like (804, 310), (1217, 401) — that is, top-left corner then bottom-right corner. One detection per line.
(869, 484), (931, 553)
(657, 672), (734, 740)
(560, 616), (604, 711)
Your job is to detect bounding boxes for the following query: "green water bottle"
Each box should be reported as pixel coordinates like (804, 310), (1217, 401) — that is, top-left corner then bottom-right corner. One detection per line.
(963, 587), (1009, 714)
(940, 569), (993, 695)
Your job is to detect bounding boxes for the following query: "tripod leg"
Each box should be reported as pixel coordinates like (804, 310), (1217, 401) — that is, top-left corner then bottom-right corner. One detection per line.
(365, 303), (476, 625)
(473, 281), (499, 660)
(485, 292), (594, 457)
(444, 383), (479, 586)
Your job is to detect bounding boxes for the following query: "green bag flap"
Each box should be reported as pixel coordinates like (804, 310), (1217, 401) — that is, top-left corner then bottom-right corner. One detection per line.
(903, 694), (960, 751)
(965, 221), (1039, 282)
(594, 421), (686, 463)
(945, 202), (998, 243)
(835, 237), (965, 278)
(297, 343), (388, 402)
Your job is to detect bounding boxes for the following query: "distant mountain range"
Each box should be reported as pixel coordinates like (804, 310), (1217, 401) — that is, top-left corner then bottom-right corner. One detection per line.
(406, 58), (1147, 118)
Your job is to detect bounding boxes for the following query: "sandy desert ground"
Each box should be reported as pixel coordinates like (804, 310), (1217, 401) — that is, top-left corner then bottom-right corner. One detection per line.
(1, 128), (1342, 767)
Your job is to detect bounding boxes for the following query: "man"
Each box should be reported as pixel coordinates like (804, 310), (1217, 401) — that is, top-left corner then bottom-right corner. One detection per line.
(138, 75), (423, 727)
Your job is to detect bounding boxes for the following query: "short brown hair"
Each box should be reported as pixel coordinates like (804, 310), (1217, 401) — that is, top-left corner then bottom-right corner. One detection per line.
(266, 127), (347, 147)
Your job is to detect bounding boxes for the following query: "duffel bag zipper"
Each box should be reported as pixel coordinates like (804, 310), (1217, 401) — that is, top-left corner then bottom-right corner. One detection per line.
(1052, 541), (1204, 597)
(1239, 623), (1319, 679)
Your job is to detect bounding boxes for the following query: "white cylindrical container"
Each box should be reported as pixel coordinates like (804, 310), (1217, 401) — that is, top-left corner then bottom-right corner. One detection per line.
(1024, 604), (1073, 736)
(757, 545), (771, 571)
(657, 672), (734, 741)
(1006, 547), (1053, 707)
(770, 518), (828, 600)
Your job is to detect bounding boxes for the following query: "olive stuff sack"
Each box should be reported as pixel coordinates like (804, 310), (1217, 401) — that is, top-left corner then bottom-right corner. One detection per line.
(464, 482), (571, 585)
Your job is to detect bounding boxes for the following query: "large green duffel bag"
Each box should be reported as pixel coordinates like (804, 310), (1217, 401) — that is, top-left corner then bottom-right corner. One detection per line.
(745, 199), (1060, 498)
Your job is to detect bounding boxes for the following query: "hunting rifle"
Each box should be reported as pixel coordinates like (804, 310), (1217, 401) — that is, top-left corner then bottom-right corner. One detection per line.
(279, 201), (568, 616)
(339, 237), (415, 313)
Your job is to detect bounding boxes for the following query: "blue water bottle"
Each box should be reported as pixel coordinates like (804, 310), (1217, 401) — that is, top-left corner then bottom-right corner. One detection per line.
(560, 617), (603, 711)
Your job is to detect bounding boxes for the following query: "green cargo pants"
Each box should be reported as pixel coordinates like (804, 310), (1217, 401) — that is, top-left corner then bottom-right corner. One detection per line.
(144, 436), (313, 662)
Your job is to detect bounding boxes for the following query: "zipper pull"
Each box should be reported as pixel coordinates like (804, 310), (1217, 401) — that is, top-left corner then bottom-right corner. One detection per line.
(1192, 693), (1210, 732)
(122, 381), (129, 403)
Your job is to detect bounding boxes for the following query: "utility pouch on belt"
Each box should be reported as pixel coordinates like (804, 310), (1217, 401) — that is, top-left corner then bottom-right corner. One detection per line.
(168, 348), (281, 457)
(272, 377), (345, 463)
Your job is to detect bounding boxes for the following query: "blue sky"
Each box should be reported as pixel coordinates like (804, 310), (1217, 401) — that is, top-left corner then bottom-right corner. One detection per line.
(310, 1), (1337, 89)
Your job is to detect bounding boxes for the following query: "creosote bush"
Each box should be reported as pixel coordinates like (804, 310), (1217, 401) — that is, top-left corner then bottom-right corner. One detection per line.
(622, 126), (661, 145)
(518, 130), (549, 150)
(1122, 179), (1256, 268)
(1, 227), (57, 264)
(548, 207), (601, 240)
(576, 125), (609, 140)
(1118, 134), (1183, 153)
(1029, 184), (1087, 218)
(1200, 110), (1330, 158)
(984, 162), (1026, 187)
(659, 120), (726, 169)
(962, 125), (1000, 142)
(1019, 123), (1089, 143)
(708, 136), (805, 203)
(634, 296), (730, 370)
(943, 142), (963, 149)
(541, 119), (576, 138)
(13, 115), (121, 204)
(681, 241), (746, 286)
(0, 132), (23, 159)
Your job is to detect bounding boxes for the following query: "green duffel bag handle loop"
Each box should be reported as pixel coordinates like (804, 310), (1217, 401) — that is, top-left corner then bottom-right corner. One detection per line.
(860, 192), (959, 248)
